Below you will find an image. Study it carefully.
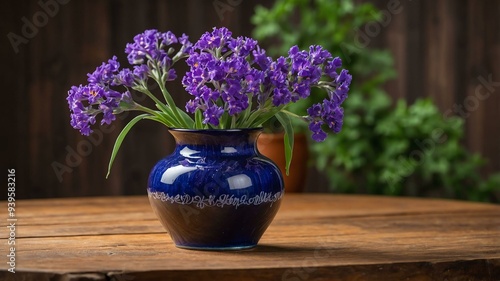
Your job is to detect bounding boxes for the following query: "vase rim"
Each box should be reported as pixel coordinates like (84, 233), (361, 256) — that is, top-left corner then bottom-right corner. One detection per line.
(168, 127), (263, 133)
(167, 127), (264, 146)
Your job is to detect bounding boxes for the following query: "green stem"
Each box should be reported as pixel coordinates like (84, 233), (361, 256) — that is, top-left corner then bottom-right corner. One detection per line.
(134, 87), (164, 109)
(282, 109), (304, 120)
(195, 110), (203, 129)
(134, 104), (172, 127)
(242, 108), (266, 128)
(230, 115), (237, 128)
(236, 94), (253, 127)
(133, 86), (182, 127)
(243, 105), (285, 128)
(107, 113), (149, 178)
(220, 112), (229, 129)
(155, 77), (190, 128)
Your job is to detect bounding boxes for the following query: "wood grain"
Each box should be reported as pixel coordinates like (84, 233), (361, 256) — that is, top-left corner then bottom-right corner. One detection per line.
(1, 194), (499, 280)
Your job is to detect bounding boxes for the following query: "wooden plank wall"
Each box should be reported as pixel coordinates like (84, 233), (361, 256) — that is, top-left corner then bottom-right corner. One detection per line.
(2, 0), (499, 199)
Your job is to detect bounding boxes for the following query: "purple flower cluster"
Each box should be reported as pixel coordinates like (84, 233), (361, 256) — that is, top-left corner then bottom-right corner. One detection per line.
(182, 27), (351, 141)
(182, 27), (264, 126)
(68, 27), (351, 142)
(125, 29), (192, 82)
(67, 56), (133, 135)
(304, 59), (351, 141)
(68, 30), (193, 135)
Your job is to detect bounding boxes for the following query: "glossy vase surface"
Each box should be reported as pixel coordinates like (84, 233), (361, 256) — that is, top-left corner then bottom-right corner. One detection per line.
(148, 128), (284, 250)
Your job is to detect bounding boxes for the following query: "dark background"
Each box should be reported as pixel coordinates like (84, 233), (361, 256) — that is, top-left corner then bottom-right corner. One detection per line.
(2, 0), (499, 199)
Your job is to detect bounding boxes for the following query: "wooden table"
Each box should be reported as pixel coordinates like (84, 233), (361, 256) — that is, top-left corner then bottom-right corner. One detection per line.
(1, 194), (499, 281)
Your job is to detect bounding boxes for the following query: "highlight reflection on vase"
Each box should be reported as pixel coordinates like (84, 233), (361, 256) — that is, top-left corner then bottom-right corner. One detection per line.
(148, 128), (284, 250)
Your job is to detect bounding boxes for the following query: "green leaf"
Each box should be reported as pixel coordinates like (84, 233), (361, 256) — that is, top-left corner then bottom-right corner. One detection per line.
(276, 111), (294, 175)
(106, 114), (149, 178)
(195, 109), (203, 129)
(177, 106), (195, 128)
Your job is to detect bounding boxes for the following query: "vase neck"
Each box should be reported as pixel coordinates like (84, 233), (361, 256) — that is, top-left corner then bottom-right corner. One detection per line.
(169, 129), (262, 157)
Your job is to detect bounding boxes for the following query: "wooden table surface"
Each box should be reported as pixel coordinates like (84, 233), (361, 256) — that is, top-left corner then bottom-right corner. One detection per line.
(1, 194), (499, 281)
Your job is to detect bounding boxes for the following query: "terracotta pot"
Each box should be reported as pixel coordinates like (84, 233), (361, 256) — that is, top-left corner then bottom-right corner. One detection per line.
(257, 132), (309, 193)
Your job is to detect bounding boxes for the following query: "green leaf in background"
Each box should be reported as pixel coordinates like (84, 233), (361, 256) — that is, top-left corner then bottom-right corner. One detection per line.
(252, 0), (500, 202)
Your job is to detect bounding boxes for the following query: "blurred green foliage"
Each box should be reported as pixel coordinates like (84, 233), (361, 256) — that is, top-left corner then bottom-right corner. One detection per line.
(252, 0), (500, 202)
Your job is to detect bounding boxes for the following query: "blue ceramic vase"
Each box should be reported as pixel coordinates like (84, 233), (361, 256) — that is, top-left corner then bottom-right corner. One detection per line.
(148, 128), (284, 250)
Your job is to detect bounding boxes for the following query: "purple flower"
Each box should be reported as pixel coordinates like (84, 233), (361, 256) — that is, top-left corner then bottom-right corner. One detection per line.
(244, 69), (264, 95)
(288, 45), (299, 57)
(178, 33), (193, 54)
(185, 98), (201, 113)
(115, 68), (134, 87)
(330, 69), (352, 104)
(308, 45), (331, 65)
(133, 65), (149, 81)
(159, 55), (172, 69)
(200, 86), (220, 102)
(160, 31), (177, 46)
(87, 56), (120, 86)
(203, 105), (224, 126)
(206, 60), (224, 81)
(322, 99), (344, 133)
(336, 69), (352, 85)
(221, 56), (247, 76)
(164, 69), (177, 81)
(309, 120), (327, 142)
(194, 27), (232, 49)
(305, 96), (345, 139)
(121, 90), (133, 104)
(124, 29), (190, 83)
(228, 36), (257, 57)
(268, 58), (288, 88)
(289, 49), (309, 73)
(272, 88), (292, 106)
(227, 96), (248, 116)
(325, 57), (342, 78)
(99, 102), (117, 125)
(330, 88), (347, 105)
(292, 82), (311, 99)
(182, 67), (205, 94)
(252, 46), (272, 69)
(287, 46), (325, 101)
(321, 99), (337, 115)
(221, 80), (248, 115)
(325, 108), (343, 133)
(307, 103), (323, 118)
(67, 84), (133, 135)
(125, 29), (160, 64)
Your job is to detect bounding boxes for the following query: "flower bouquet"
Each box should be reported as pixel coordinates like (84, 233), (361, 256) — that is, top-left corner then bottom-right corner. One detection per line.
(68, 27), (351, 175)
(67, 27), (351, 250)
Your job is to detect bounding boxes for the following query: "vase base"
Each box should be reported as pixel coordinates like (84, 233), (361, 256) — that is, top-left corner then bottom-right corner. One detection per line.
(175, 244), (256, 251)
